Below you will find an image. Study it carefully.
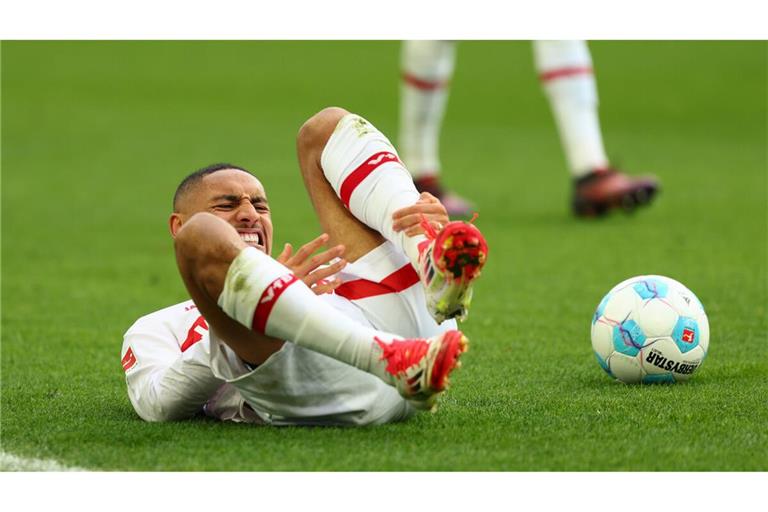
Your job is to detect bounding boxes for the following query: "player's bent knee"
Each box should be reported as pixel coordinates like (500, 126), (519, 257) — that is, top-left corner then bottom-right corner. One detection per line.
(175, 213), (221, 260)
(174, 212), (243, 299)
(297, 106), (349, 158)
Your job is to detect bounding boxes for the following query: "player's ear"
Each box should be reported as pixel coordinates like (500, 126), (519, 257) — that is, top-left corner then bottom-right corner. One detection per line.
(169, 213), (184, 238)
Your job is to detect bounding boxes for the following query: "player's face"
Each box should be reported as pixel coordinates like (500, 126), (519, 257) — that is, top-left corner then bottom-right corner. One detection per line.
(187, 169), (273, 254)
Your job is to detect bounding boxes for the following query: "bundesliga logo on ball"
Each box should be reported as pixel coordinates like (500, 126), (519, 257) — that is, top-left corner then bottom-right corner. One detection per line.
(591, 275), (710, 384)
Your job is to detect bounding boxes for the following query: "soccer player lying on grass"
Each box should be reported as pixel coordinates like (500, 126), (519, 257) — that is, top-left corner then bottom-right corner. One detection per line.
(121, 107), (488, 426)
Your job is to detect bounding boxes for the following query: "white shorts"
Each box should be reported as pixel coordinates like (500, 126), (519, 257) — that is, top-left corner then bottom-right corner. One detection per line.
(209, 242), (456, 426)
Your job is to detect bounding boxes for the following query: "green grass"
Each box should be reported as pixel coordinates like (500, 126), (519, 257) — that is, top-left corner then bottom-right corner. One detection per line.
(1, 41), (766, 471)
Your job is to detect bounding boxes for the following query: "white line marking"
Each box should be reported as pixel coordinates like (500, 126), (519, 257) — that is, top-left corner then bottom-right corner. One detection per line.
(0, 451), (86, 471)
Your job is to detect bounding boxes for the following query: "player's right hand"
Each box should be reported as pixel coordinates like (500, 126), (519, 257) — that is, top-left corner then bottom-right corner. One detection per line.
(276, 233), (346, 295)
(392, 192), (449, 237)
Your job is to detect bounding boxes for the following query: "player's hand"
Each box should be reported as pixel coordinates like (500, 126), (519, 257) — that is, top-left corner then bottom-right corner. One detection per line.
(276, 233), (346, 295)
(391, 192), (450, 237)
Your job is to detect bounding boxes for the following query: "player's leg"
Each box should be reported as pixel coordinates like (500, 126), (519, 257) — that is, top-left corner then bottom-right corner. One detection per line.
(533, 40), (659, 216)
(296, 107), (385, 264)
(174, 212), (467, 410)
(173, 213), (286, 365)
(298, 106), (488, 323)
(298, 107), (427, 267)
(534, 40), (608, 177)
(399, 40), (474, 218)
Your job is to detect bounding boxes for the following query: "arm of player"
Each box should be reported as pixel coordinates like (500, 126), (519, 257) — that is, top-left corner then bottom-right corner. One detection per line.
(122, 316), (225, 422)
(391, 192), (450, 237)
(276, 233), (347, 295)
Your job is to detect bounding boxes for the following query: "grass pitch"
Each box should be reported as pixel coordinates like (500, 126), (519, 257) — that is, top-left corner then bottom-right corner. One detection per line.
(1, 41), (766, 471)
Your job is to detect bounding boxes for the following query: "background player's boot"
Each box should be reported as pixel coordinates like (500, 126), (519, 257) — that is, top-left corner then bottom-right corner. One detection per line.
(376, 329), (469, 411)
(414, 175), (475, 218)
(418, 218), (488, 324)
(572, 167), (659, 217)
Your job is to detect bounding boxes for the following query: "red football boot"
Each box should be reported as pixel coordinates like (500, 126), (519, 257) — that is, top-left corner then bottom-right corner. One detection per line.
(376, 330), (469, 411)
(417, 216), (488, 324)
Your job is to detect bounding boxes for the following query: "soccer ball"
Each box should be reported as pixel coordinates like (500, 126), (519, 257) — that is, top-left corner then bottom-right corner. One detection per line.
(591, 275), (709, 383)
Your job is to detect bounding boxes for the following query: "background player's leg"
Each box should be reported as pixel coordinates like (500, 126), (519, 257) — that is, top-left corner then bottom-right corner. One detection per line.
(399, 40), (472, 217)
(296, 107), (385, 264)
(533, 40), (660, 216)
(533, 40), (608, 178)
(399, 40), (454, 181)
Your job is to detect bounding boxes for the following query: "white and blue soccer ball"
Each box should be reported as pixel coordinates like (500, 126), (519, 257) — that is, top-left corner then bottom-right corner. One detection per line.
(591, 275), (709, 384)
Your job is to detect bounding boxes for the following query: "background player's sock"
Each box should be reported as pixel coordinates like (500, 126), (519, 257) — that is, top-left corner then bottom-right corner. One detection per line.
(321, 112), (427, 268)
(399, 40), (456, 180)
(533, 40), (610, 178)
(217, 247), (400, 384)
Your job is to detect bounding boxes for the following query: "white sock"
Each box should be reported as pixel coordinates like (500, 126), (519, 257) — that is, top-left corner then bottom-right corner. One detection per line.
(321, 113), (426, 268)
(533, 40), (609, 178)
(217, 247), (400, 384)
(398, 40), (457, 179)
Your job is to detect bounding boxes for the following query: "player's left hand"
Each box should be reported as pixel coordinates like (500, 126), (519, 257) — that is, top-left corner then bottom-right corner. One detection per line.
(276, 233), (346, 295)
(391, 192), (450, 237)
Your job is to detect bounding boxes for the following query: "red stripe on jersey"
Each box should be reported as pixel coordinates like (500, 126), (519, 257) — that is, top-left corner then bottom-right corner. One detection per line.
(121, 347), (137, 372)
(252, 274), (299, 333)
(402, 73), (449, 91)
(181, 315), (209, 352)
(339, 151), (402, 209)
(335, 264), (419, 300)
(539, 66), (593, 82)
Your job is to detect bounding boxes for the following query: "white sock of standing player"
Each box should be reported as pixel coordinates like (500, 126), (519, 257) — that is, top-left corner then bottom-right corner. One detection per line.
(217, 247), (403, 384)
(533, 40), (610, 178)
(321, 112), (427, 269)
(399, 40), (456, 180)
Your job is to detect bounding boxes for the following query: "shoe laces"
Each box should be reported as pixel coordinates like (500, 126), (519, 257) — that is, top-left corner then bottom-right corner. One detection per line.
(419, 214), (440, 240)
(375, 337), (430, 377)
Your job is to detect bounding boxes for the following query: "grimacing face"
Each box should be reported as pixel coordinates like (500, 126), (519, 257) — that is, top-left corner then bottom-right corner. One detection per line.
(170, 169), (273, 254)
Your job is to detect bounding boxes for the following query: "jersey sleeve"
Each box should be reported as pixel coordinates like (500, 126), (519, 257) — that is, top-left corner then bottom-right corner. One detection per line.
(122, 310), (224, 422)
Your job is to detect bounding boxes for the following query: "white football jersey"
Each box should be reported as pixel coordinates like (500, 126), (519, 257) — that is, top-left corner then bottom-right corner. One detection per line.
(122, 301), (257, 423)
(121, 241), (455, 426)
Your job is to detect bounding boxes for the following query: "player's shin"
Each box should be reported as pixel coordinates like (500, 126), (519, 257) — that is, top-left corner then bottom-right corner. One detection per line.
(319, 112), (489, 324)
(533, 40), (609, 177)
(399, 40), (456, 178)
(216, 246), (400, 382)
(320, 112), (427, 268)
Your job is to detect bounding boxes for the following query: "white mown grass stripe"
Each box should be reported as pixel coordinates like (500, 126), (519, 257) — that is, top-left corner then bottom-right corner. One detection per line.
(0, 451), (86, 471)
